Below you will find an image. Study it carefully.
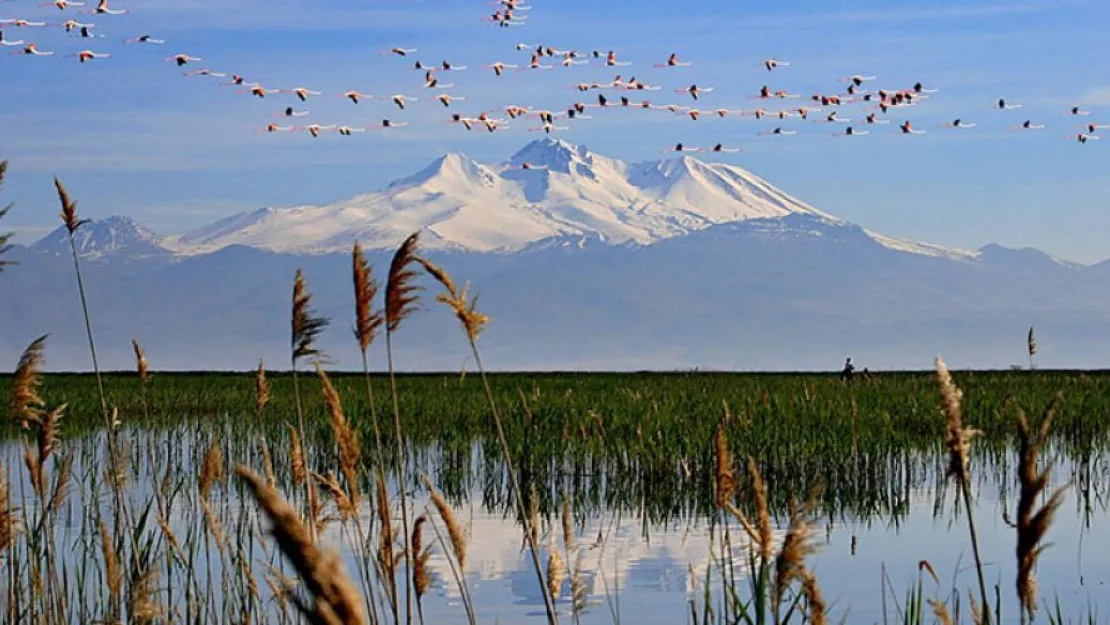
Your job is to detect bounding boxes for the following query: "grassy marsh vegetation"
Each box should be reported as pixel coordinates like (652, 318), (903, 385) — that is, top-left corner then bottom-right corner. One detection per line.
(0, 162), (1105, 624)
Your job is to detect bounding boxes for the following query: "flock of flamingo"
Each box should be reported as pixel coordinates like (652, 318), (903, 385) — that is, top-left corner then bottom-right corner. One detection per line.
(2, 0), (1107, 161)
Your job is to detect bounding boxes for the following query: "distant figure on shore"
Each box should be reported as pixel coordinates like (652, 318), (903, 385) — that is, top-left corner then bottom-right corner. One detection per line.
(841, 357), (855, 382)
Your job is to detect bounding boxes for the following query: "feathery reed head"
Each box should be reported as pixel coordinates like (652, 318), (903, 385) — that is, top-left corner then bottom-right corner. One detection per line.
(131, 339), (148, 385)
(316, 364), (361, 508)
(417, 257), (490, 342)
(53, 176), (87, 235)
(1015, 397), (1066, 618)
(713, 420), (734, 509)
(352, 242), (385, 353)
(773, 485), (822, 614)
(412, 515), (431, 600)
(235, 465), (367, 625)
(256, 359), (271, 414)
(423, 474), (467, 573)
(9, 335), (48, 429)
(0, 463), (14, 554)
(291, 269), (330, 365)
(285, 422), (307, 487)
(199, 438), (224, 500)
(935, 357), (980, 484)
(385, 232), (422, 333)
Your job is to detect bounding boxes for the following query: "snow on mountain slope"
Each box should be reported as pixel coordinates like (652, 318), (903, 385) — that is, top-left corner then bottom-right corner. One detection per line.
(169, 138), (935, 256)
(32, 216), (171, 259)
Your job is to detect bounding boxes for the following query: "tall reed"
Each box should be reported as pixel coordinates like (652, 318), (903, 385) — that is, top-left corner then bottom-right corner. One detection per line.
(384, 232), (423, 625)
(351, 243), (389, 506)
(416, 255), (558, 624)
(236, 466), (366, 625)
(133, 340), (150, 421)
(1015, 397), (1066, 624)
(935, 357), (989, 624)
(291, 268), (329, 532)
(0, 161), (14, 273)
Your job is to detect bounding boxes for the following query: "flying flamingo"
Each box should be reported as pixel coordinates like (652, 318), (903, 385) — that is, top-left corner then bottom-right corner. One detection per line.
(238, 84), (269, 99)
(521, 53), (553, 70)
(272, 106), (310, 118)
(1064, 106), (1092, 116)
(1, 19), (47, 27)
(441, 60), (466, 71)
(384, 47), (417, 56)
(820, 111), (851, 123)
(279, 87), (322, 102)
(678, 84), (714, 100)
(11, 42), (53, 55)
(864, 113), (890, 125)
(529, 122), (570, 134)
(763, 58), (790, 71)
(1072, 133), (1100, 144)
(301, 124), (336, 138)
(759, 127), (798, 136)
(338, 90), (373, 104)
(184, 68), (226, 78)
(655, 53), (691, 68)
(997, 99), (1022, 110)
(433, 94), (466, 107)
(87, 0), (127, 14)
(334, 126), (369, 136)
(898, 121), (926, 135)
(486, 62), (518, 76)
(939, 119), (976, 129)
(1085, 123), (1110, 134)
(220, 75), (247, 86)
(376, 120), (409, 130)
(66, 49), (108, 62)
(125, 34), (164, 44)
(43, 0), (84, 9)
(165, 53), (201, 66)
(603, 51), (630, 67)
(261, 124), (295, 134)
(834, 127), (869, 137)
(1009, 120), (1045, 130)
(839, 74), (877, 86)
(390, 94), (419, 110)
(700, 143), (741, 153)
(423, 72), (454, 89)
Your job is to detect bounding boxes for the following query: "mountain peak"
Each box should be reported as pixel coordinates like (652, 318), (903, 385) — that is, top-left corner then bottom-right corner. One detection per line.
(32, 216), (170, 259)
(389, 151), (497, 191)
(509, 138), (593, 173)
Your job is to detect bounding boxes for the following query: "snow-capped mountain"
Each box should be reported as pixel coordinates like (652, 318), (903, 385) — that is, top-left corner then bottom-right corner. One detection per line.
(32, 216), (171, 259)
(158, 138), (973, 259)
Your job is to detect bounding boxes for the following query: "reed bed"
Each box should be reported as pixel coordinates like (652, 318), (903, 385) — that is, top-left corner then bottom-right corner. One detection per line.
(0, 174), (1106, 624)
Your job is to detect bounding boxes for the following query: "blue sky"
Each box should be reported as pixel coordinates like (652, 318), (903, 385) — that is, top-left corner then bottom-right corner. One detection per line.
(1, 0), (1109, 261)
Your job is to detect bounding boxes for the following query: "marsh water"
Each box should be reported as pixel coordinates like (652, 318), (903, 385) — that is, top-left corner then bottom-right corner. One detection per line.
(2, 431), (1107, 624)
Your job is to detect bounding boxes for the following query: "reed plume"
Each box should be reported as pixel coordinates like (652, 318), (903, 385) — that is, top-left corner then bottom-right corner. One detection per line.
(352, 242), (389, 501)
(375, 474), (399, 619)
(236, 466), (367, 625)
(547, 536), (565, 601)
(1015, 398), (1066, 621)
(385, 232), (423, 625)
(772, 485), (821, 618)
(412, 514), (431, 625)
(9, 335), (47, 429)
(0, 462), (14, 555)
(934, 357), (989, 624)
(132, 339), (148, 386)
(353, 242), (385, 352)
(259, 439), (277, 489)
(1027, 327), (1037, 370)
(420, 259), (557, 623)
(417, 257), (488, 342)
(931, 599), (954, 625)
(286, 423), (307, 487)
(292, 269), (330, 364)
(713, 420), (734, 509)
(385, 232), (422, 333)
(423, 476), (467, 573)
(0, 161), (13, 273)
(199, 438), (223, 501)
(100, 519), (121, 619)
(256, 359), (271, 415)
(317, 365), (362, 510)
(800, 571), (826, 625)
